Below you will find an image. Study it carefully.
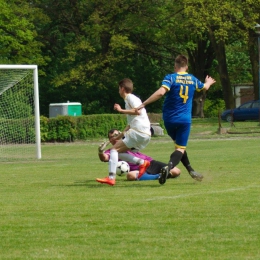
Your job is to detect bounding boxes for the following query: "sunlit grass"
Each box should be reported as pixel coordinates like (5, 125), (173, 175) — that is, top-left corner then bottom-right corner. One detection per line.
(0, 133), (260, 259)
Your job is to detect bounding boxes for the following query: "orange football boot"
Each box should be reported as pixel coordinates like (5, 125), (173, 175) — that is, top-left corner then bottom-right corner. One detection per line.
(137, 160), (150, 179)
(96, 177), (115, 186)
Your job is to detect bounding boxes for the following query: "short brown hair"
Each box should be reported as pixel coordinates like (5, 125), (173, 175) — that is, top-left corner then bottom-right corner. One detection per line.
(118, 78), (133, 93)
(175, 55), (188, 69)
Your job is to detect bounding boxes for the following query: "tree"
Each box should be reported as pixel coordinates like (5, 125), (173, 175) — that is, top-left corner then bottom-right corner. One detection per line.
(34, 0), (181, 115)
(248, 28), (260, 100)
(28, 0), (260, 116)
(183, 0), (260, 109)
(188, 38), (215, 117)
(0, 0), (48, 65)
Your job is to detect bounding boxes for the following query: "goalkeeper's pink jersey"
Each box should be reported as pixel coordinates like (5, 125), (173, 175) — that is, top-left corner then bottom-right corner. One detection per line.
(104, 149), (152, 171)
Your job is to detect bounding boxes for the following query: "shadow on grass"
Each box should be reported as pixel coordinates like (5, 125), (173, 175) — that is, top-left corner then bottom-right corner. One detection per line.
(63, 179), (195, 188)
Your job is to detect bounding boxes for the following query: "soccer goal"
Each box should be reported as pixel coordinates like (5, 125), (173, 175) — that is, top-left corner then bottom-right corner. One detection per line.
(0, 65), (41, 161)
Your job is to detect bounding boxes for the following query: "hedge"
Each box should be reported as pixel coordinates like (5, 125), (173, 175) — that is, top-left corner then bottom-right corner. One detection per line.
(0, 114), (163, 143)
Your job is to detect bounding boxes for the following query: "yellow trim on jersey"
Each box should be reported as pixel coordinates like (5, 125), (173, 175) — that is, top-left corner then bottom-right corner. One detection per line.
(196, 83), (205, 92)
(162, 85), (170, 91)
(177, 72), (188, 75)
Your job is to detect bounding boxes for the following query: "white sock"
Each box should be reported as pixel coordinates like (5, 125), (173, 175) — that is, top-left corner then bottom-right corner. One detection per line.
(109, 149), (118, 179)
(119, 153), (144, 165)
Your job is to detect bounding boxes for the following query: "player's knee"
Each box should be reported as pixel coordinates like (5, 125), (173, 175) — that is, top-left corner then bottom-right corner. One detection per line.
(126, 172), (136, 181)
(170, 167), (181, 177)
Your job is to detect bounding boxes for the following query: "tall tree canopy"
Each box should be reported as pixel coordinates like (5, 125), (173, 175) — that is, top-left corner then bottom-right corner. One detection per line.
(0, 0), (48, 65)
(183, 0), (260, 108)
(0, 0), (259, 116)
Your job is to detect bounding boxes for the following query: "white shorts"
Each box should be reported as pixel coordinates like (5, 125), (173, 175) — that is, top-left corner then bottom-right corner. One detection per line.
(123, 129), (151, 151)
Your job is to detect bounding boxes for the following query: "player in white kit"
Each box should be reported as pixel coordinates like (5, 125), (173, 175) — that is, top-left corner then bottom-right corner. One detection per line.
(96, 78), (151, 186)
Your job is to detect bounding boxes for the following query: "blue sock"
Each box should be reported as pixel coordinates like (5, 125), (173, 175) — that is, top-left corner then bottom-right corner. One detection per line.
(138, 173), (160, 181)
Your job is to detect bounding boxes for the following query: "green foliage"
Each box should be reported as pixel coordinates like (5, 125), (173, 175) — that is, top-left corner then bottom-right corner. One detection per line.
(0, 71), (34, 119)
(203, 98), (225, 117)
(6, 114), (258, 144)
(183, 0), (259, 41)
(74, 114), (127, 140)
(0, 0), (48, 65)
(47, 116), (77, 142)
(1, 0), (260, 116)
(0, 118), (35, 143)
(39, 115), (49, 142)
(226, 40), (253, 84)
(40, 114), (128, 142)
(40, 113), (166, 142)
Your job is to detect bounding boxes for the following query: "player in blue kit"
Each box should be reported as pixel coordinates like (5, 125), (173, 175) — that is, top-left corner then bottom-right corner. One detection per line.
(136, 54), (216, 184)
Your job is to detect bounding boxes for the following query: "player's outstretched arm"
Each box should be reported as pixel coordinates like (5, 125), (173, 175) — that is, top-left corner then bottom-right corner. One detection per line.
(135, 87), (167, 112)
(114, 103), (140, 115)
(98, 141), (110, 161)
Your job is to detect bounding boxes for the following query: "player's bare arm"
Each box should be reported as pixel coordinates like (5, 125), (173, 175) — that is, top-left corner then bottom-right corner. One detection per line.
(135, 87), (167, 112)
(110, 126), (129, 142)
(114, 103), (141, 115)
(122, 125), (130, 133)
(98, 141), (110, 162)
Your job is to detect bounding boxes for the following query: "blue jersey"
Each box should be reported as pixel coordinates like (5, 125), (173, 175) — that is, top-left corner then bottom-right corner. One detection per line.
(161, 72), (205, 123)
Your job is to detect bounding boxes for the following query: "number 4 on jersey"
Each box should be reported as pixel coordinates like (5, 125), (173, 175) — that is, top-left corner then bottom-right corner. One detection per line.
(179, 85), (189, 103)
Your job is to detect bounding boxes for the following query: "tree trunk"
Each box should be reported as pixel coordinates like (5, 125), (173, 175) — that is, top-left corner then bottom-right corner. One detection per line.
(188, 38), (215, 117)
(208, 30), (234, 109)
(248, 29), (259, 100)
(192, 91), (207, 117)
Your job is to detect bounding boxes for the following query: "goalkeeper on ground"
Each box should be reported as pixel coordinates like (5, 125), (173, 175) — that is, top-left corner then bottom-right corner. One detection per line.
(98, 128), (181, 181)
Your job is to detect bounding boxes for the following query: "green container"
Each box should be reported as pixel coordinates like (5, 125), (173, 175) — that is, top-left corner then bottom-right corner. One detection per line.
(68, 103), (82, 116)
(49, 102), (82, 117)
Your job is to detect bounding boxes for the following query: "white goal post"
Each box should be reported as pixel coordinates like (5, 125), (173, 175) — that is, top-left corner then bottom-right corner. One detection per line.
(0, 65), (41, 160)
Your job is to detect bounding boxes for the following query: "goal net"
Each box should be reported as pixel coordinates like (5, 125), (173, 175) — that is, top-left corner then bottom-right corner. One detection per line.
(0, 65), (41, 161)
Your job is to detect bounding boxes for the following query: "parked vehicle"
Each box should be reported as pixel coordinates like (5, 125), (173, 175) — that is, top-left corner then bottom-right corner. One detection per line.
(221, 100), (260, 122)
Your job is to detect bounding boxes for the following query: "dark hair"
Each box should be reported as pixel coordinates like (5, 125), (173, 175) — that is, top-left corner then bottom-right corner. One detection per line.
(118, 78), (133, 93)
(107, 129), (125, 139)
(107, 129), (119, 138)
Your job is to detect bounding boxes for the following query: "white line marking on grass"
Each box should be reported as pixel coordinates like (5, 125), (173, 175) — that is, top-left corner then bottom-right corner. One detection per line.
(145, 185), (260, 201)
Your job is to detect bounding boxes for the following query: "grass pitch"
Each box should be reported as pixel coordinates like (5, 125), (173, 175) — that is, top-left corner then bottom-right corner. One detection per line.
(0, 135), (260, 259)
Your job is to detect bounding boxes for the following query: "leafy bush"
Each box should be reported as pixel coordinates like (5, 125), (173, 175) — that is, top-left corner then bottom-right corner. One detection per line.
(204, 99), (225, 118)
(40, 113), (165, 142)
(0, 114), (164, 143)
(0, 117), (35, 143)
(46, 116), (77, 142)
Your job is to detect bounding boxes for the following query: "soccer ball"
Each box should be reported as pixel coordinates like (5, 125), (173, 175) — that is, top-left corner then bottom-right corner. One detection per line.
(116, 161), (130, 176)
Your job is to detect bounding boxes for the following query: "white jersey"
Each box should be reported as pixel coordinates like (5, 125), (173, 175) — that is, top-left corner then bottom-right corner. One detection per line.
(124, 93), (151, 135)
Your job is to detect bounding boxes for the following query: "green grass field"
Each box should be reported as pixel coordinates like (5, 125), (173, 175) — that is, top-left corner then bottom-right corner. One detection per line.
(1, 132), (260, 259)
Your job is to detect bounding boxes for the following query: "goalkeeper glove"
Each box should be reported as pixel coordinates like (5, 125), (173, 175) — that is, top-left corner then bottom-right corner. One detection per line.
(98, 140), (110, 154)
